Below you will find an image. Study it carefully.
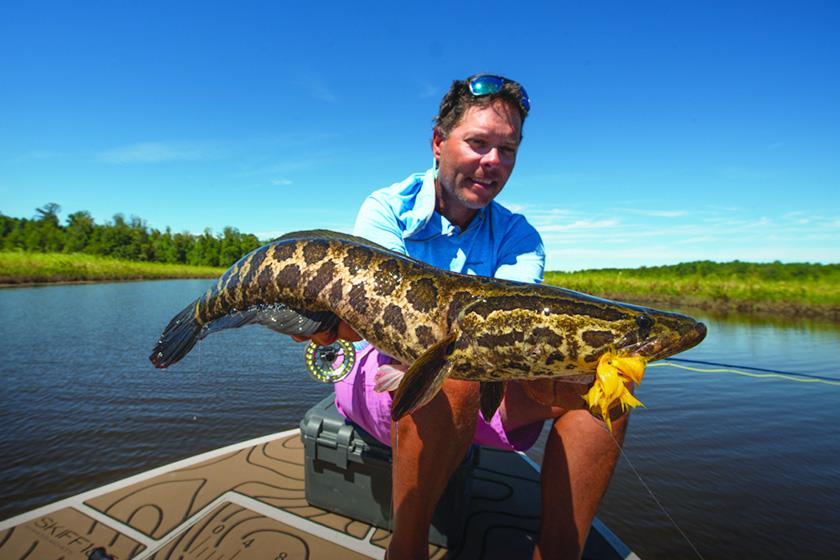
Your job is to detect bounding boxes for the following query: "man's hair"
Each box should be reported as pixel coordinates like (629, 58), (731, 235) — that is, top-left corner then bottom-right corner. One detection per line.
(433, 74), (529, 139)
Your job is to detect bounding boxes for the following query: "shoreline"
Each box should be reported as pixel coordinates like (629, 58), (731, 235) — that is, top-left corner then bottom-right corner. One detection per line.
(0, 251), (225, 288)
(0, 274), (217, 289)
(2, 275), (837, 321)
(593, 291), (840, 322)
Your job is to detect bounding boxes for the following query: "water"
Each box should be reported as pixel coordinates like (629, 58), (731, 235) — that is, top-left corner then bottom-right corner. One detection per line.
(1, 281), (839, 559)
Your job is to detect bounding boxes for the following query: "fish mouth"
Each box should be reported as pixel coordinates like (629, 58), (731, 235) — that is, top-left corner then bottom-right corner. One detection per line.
(619, 321), (707, 362)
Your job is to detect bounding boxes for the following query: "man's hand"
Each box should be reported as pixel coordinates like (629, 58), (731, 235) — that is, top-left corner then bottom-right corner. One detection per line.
(521, 379), (590, 410)
(291, 320), (361, 346)
(520, 378), (633, 423)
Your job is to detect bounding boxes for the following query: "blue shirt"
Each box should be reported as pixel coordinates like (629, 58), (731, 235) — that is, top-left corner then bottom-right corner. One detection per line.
(353, 169), (545, 284)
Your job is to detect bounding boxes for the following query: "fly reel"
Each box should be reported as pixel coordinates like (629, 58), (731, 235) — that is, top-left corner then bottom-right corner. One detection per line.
(304, 339), (356, 383)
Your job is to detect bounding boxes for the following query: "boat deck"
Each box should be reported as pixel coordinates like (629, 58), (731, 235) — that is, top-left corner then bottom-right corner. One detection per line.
(0, 428), (634, 559)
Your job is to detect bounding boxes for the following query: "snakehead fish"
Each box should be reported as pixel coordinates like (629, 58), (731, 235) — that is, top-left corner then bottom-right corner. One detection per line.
(150, 230), (707, 420)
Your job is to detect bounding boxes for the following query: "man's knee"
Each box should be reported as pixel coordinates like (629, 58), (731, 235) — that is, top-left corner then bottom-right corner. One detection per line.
(441, 378), (481, 410)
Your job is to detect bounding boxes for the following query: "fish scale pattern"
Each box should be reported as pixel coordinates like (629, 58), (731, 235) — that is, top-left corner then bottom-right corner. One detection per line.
(164, 230), (705, 385)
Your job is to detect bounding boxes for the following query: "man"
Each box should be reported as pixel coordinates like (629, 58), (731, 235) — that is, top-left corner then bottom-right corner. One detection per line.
(302, 74), (629, 560)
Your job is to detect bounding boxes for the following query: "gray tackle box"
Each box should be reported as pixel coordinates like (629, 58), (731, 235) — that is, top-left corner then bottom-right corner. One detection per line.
(300, 395), (475, 548)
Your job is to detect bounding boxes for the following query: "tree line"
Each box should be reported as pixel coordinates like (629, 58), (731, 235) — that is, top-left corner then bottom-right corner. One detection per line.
(0, 203), (263, 268)
(588, 259), (840, 281)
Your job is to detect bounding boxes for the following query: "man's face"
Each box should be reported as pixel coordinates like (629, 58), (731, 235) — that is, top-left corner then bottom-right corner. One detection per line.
(432, 100), (522, 227)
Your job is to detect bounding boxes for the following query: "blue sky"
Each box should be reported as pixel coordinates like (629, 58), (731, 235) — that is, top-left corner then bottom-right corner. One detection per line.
(1, 1), (838, 271)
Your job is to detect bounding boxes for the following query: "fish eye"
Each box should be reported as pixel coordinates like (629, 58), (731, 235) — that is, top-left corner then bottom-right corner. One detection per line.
(636, 314), (654, 329)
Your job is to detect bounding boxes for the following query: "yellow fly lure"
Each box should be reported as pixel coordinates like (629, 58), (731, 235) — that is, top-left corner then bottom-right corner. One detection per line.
(583, 351), (647, 432)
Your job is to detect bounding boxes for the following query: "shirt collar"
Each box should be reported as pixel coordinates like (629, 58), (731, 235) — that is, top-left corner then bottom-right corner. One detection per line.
(403, 168), (489, 239)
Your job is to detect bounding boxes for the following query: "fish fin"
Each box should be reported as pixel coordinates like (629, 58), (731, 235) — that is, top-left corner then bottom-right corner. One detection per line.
(479, 381), (505, 421)
(149, 303), (202, 369)
(204, 305), (339, 338)
(254, 307), (339, 337)
(391, 333), (457, 421)
(374, 363), (409, 393)
(150, 303), (340, 369)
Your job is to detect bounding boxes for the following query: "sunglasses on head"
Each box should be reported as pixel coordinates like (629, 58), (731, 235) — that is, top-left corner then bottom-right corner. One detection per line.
(468, 74), (531, 113)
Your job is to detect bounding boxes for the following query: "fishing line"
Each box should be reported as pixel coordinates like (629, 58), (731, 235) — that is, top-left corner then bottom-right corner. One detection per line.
(651, 359), (840, 387)
(666, 357), (839, 381)
(608, 355), (837, 557)
(610, 430), (706, 560)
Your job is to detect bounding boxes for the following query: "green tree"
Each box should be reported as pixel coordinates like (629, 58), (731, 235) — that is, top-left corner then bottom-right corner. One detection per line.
(187, 228), (221, 266)
(241, 233), (261, 254)
(151, 227), (178, 263)
(65, 211), (95, 253)
(25, 203), (65, 252)
(128, 216), (153, 261)
(172, 231), (194, 264)
(0, 214), (23, 250)
(220, 227), (242, 267)
(99, 214), (134, 259)
(2, 204), (265, 267)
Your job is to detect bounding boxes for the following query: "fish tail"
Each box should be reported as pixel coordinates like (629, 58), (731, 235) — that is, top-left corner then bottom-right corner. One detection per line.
(149, 303), (202, 368)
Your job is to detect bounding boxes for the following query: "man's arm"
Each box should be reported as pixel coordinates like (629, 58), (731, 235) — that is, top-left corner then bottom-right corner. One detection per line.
(353, 195), (408, 255)
(493, 216), (545, 284)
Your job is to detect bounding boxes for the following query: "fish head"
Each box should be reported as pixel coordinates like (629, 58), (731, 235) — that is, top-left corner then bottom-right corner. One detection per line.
(540, 295), (707, 374)
(454, 290), (707, 378)
(601, 302), (707, 362)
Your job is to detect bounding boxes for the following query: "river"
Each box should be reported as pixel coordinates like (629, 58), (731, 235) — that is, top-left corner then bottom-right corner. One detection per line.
(1, 280), (838, 559)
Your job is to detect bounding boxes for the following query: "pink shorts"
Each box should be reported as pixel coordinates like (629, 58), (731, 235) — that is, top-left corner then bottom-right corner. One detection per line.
(334, 344), (544, 452)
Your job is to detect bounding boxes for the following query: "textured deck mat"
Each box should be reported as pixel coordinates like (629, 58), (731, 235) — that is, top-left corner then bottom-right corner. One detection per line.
(0, 430), (625, 559)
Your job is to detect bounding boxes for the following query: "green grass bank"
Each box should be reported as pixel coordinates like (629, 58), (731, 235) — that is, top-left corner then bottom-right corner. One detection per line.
(0, 251), (224, 285)
(545, 261), (840, 319)
(2, 252), (838, 319)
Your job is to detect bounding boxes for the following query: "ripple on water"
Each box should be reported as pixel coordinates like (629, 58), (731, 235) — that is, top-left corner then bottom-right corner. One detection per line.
(1, 282), (839, 558)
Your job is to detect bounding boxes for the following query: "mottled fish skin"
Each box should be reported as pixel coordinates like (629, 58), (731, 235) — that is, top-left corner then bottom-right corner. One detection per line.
(151, 229), (706, 386)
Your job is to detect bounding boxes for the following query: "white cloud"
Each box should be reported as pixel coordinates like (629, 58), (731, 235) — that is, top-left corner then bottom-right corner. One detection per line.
(527, 207), (578, 218)
(522, 203), (840, 270)
(499, 202), (527, 213)
(237, 152), (334, 176)
(781, 211), (819, 225)
(262, 131), (339, 149)
(623, 209), (688, 218)
(15, 150), (68, 161)
(540, 219), (620, 232)
(271, 178), (293, 186)
(782, 211), (807, 219)
(545, 242), (840, 271)
(98, 142), (211, 164)
(703, 204), (740, 213)
(717, 166), (780, 181)
(524, 171), (607, 185)
(673, 235), (719, 245)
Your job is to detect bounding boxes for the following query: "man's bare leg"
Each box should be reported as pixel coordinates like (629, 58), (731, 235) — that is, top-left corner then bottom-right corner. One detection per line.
(533, 409), (628, 560)
(387, 378), (479, 559)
